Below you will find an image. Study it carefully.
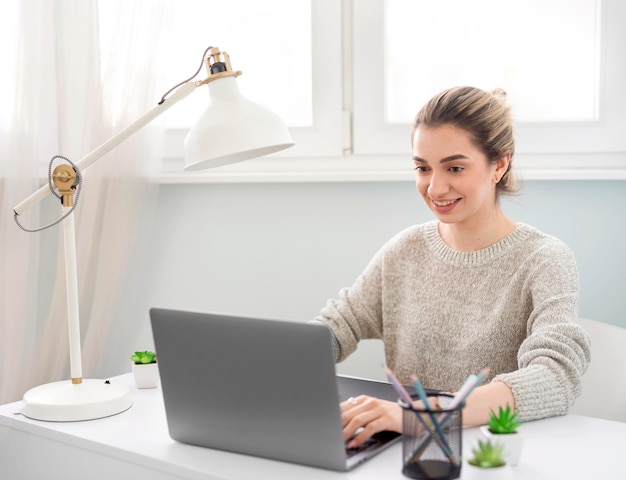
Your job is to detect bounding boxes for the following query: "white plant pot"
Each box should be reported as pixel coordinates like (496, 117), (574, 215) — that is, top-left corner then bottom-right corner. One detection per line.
(463, 461), (514, 480)
(131, 362), (159, 389)
(480, 426), (524, 466)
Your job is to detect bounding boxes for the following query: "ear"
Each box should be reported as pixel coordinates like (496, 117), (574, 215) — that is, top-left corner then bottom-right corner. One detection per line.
(493, 153), (511, 183)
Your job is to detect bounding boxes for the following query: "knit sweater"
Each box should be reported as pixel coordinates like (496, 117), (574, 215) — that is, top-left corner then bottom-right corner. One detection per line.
(316, 221), (590, 422)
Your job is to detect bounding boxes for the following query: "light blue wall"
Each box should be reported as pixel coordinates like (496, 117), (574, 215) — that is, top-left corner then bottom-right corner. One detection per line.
(116, 179), (625, 379)
(139, 180), (626, 327)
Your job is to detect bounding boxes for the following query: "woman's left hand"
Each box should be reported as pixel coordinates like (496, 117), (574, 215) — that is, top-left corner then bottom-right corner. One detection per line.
(340, 395), (403, 448)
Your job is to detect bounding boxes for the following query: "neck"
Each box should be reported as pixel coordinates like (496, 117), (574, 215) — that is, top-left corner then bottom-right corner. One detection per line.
(438, 207), (517, 252)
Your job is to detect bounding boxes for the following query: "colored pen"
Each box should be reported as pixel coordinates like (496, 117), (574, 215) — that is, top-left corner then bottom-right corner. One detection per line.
(410, 374), (454, 459)
(385, 368), (458, 464)
(407, 368), (490, 462)
(384, 367), (415, 406)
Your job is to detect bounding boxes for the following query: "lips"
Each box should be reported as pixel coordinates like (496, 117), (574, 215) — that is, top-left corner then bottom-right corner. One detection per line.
(431, 198), (460, 213)
(432, 199), (458, 207)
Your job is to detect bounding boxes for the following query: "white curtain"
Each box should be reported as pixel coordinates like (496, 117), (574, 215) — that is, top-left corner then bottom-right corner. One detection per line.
(0, 0), (164, 404)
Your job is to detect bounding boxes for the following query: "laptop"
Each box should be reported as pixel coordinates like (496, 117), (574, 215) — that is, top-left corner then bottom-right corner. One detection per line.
(149, 307), (403, 471)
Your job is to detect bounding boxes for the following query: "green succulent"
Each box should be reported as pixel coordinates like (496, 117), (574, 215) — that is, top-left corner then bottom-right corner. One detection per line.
(487, 404), (520, 434)
(131, 350), (157, 364)
(467, 439), (506, 468)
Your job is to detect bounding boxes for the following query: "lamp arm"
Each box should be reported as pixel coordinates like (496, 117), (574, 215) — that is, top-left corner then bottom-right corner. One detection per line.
(13, 81), (197, 216)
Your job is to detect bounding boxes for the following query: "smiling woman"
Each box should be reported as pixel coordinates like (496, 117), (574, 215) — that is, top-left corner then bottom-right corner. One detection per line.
(412, 128), (505, 224)
(412, 87), (517, 198)
(315, 85), (591, 450)
(410, 87), (519, 251)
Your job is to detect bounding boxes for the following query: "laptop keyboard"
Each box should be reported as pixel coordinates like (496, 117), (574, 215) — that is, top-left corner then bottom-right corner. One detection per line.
(346, 437), (382, 457)
(345, 430), (401, 458)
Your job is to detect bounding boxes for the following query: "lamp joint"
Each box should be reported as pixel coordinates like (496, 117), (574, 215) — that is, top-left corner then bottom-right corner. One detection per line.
(52, 164), (78, 207)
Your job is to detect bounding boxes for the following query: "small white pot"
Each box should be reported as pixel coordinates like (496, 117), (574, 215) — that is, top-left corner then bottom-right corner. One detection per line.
(131, 362), (159, 388)
(463, 461), (514, 480)
(480, 426), (524, 466)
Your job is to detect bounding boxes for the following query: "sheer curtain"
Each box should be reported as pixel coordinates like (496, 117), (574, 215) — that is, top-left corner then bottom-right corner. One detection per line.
(0, 0), (164, 404)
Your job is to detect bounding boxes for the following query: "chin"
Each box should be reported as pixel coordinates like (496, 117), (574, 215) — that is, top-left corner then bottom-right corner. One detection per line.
(430, 210), (460, 224)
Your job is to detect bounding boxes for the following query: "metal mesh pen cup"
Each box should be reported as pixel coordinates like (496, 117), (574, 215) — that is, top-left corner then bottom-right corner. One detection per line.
(400, 394), (462, 480)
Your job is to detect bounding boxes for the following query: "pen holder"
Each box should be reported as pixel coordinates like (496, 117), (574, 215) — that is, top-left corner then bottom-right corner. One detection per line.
(400, 394), (462, 480)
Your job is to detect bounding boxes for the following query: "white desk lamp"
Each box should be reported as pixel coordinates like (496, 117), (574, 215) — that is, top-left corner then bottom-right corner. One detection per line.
(12, 46), (294, 421)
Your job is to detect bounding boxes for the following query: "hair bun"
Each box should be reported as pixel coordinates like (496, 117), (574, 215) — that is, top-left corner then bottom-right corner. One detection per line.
(490, 88), (508, 105)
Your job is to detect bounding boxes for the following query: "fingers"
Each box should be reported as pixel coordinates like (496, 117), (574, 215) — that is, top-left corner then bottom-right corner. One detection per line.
(340, 396), (402, 448)
(345, 414), (385, 448)
(340, 395), (370, 444)
(340, 395), (365, 413)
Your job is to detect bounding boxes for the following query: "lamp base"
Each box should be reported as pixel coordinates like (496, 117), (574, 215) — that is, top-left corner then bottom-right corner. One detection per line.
(21, 379), (132, 421)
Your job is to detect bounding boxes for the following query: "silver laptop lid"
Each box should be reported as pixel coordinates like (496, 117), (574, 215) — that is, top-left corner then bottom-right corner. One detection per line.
(151, 308), (357, 471)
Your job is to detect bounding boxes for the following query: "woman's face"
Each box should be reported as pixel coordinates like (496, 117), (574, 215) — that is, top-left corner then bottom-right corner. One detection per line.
(412, 124), (503, 227)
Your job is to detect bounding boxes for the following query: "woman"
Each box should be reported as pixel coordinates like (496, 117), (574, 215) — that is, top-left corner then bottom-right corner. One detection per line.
(315, 86), (591, 448)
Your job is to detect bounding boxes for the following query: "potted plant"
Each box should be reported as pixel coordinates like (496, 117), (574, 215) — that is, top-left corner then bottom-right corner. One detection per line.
(480, 404), (523, 466)
(464, 439), (513, 479)
(130, 350), (159, 388)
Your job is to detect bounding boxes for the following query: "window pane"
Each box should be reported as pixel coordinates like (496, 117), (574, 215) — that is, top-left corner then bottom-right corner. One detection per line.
(384, 0), (600, 123)
(98, 0), (312, 128)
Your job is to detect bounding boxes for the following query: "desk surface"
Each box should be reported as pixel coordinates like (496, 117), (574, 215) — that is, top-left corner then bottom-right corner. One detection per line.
(1, 373), (625, 480)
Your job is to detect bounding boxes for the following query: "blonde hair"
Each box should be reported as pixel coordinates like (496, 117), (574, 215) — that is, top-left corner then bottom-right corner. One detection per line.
(411, 86), (519, 196)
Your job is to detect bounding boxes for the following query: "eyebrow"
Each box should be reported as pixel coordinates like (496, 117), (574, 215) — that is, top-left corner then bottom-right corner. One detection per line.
(412, 154), (470, 164)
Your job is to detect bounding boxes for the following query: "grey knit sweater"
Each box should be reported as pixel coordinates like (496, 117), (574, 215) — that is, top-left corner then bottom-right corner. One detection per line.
(316, 221), (590, 422)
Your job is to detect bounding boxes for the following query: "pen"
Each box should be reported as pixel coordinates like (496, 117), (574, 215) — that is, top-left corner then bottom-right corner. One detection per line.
(384, 367), (415, 405)
(385, 368), (458, 465)
(406, 368), (490, 463)
(410, 374), (454, 460)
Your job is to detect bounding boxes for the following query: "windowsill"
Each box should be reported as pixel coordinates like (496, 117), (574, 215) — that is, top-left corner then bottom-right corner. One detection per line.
(159, 153), (626, 184)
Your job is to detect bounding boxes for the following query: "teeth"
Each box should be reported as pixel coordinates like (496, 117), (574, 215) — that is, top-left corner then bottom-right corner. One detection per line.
(433, 199), (457, 207)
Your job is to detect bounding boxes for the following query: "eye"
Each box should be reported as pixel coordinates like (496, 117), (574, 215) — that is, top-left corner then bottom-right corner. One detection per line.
(449, 166), (464, 173)
(413, 165), (430, 174)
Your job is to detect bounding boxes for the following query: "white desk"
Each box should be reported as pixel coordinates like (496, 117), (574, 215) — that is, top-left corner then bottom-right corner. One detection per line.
(1, 373), (624, 479)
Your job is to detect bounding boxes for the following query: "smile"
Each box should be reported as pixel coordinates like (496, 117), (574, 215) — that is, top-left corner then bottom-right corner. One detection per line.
(432, 199), (459, 207)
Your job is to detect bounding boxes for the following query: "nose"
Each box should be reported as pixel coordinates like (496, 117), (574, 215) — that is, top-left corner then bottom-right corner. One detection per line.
(427, 171), (449, 197)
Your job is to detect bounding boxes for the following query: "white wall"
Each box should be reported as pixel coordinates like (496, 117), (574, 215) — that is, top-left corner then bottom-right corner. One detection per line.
(111, 179), (626, 381)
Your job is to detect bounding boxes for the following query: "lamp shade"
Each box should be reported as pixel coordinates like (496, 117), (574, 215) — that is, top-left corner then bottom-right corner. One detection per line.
(184, 75), (294, 171)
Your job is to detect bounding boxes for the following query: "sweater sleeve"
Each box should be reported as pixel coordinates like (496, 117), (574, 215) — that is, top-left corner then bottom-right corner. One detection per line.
(493, 241), (591, 422)
(314, 246), (386, 362)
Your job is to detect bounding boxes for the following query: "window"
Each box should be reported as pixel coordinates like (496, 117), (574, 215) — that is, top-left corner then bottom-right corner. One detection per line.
(353, 0), (626, 178)
(384, 0), (600, 124)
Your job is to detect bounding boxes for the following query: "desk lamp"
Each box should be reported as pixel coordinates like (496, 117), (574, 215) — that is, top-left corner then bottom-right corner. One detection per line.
(12, 46), (294, 421)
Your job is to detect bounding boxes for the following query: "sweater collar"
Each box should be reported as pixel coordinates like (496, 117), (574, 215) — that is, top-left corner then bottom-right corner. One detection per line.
(424, 221), (533, 265)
